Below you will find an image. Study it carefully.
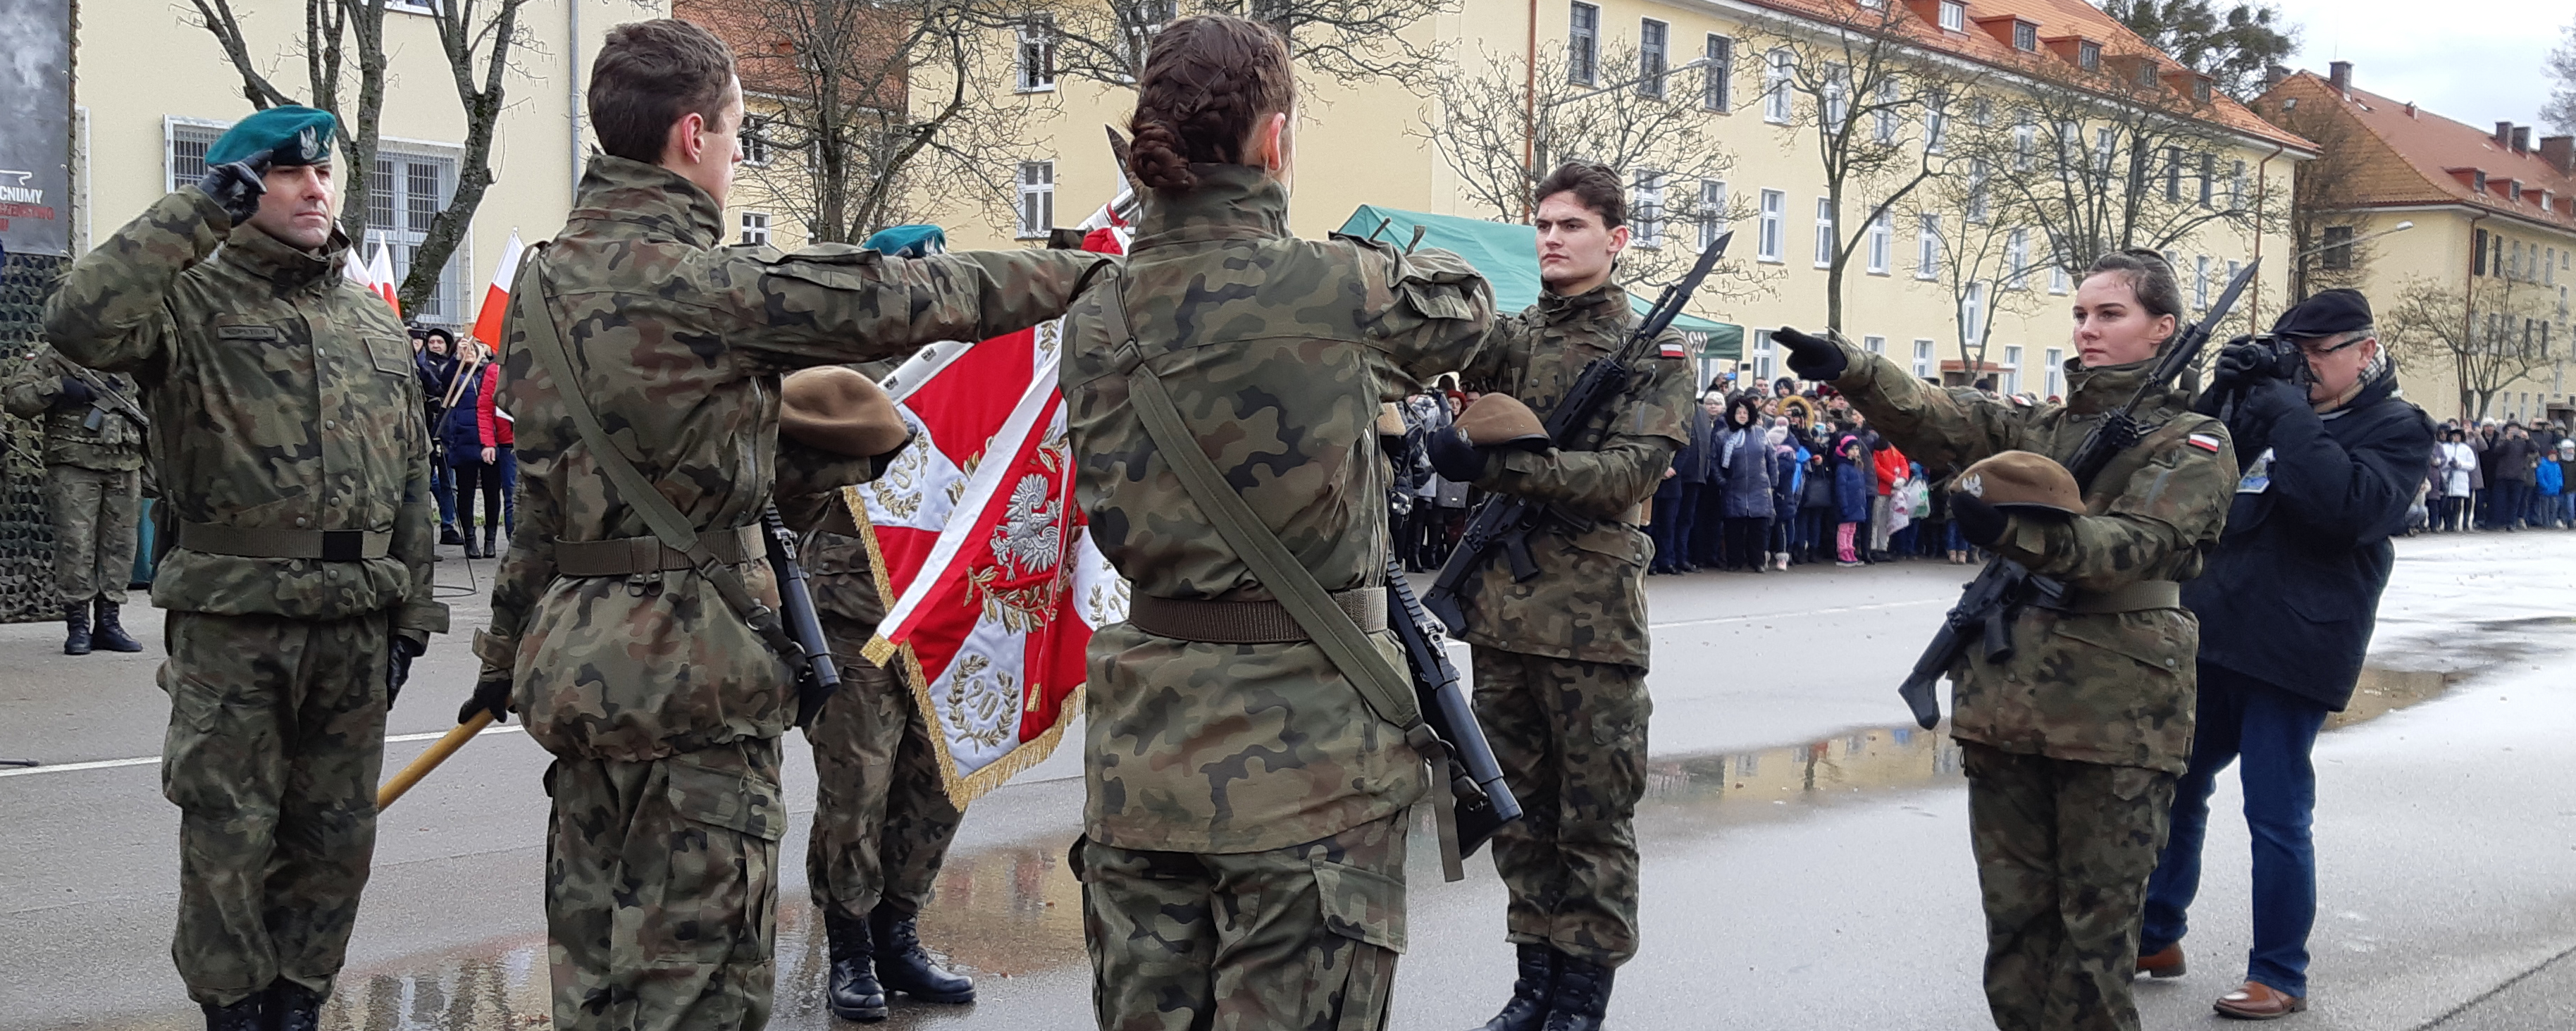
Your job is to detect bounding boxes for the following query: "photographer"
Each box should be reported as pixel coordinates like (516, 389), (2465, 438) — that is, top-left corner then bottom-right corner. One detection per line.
(2137, 289), (2434, 1019)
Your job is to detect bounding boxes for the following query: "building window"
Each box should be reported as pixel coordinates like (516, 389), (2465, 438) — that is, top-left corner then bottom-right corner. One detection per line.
(740, 211), (771, 247)
(1757, 188), (1785, 262)
(165, 117), (230, 192)
(2198, 152), (2215, 208)
(2012, 20), (2037, 51)
(2471, 169), (2487, 194)
(1568, 3), (1599, 86)
(1867, 209), (1891, 274)
(741, 116), (772, 167)
(1638, 19), (1668, 99)
(2013, 111), (2035, 171)
(1017, 160), (1055, 238)
(1966, 159), (1989, 223)
(1704, 35), (1732, 111)
(1752, 329), (1776, 380)
(1874, 75), (1901, 143)
(2472, 228), (2487, 276)
(2044, 347), (2064, 397)
(1922, 92), (1947, 153)
(1016, 19), (1058, 92)
(2050, 261), (2069, 295)
(2000, 342), (2019, 393)
(2322, 226), (2355, 271)
(1814, 197), (1835, 268)
(2079, 40), (2102, 72)
(1633, 170), (1666, 247)
(1864, 334), (1887, 355)
(1938, 0), (1964, 32)
(2165, 147), (2183, 202)
(1916, 213), (1939, 279)
(2005, 227), (2029, 288)
(2194, 78), (2212, 103)
(1764, 49), (1792, 123)
(2195, 255), (2210, 309)
(2095, 127), (2116, 173)
(1912, 338), (1935, 378)
(1823, 63), (1850, 125)
(368, 144), (466, 325)
(1697, 179), (1727, 249)
(2229, 159), (2247, 209)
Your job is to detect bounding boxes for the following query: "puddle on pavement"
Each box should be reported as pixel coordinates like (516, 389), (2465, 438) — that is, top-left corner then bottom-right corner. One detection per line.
(52, 662), (2479, 1031)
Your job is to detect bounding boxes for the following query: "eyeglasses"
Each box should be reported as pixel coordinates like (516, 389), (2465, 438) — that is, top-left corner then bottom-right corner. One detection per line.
(2292, 335), (2372, 358)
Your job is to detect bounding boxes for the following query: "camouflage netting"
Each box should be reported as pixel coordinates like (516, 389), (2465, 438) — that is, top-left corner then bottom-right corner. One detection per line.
(0, 251), (70, 623)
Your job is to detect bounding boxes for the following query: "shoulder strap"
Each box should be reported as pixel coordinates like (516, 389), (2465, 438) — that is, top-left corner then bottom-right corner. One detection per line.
(2082, 416), (2205, 517)
(512, 252), (805, 665)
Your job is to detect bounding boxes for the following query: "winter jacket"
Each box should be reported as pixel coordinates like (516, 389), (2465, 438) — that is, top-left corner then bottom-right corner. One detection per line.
(441, 364), (489, 465)
(1834, 460), (1871, 523)
(2436, 441), (2477, 498)
(473, 362), (514, 449)
(2540, 456), (2565, 496)
(1716, 424), (1774, 517)
(1873, 441), (1909, 495)
(2490, 434), (2538, 482)
(1772, 443), (1803, 522)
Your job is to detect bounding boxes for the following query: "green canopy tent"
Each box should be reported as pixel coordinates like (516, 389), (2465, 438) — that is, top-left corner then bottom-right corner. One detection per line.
(1335, 205), (1742, 362)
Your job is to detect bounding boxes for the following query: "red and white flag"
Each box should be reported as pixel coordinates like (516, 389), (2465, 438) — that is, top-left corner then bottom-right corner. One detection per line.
(850, 208), (1130, 806)
(471, 230), (526, 350)
(364, 238), (402, 318)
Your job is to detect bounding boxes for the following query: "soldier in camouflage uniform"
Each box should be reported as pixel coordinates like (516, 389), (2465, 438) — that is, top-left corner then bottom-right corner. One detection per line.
(42, 106), (446, 1031)
(1429, 163), (1692, 1031)
(770, 360), (975, 1023)
(4, 347), (148, 654)
(454, 21), (1108, 1031)
(1058, 18), (1497, 1031)
(1780, 250), (2236, 1031)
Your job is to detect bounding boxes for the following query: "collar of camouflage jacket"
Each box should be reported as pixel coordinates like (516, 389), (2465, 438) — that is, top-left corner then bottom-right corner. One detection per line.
(564, 155), (726, 249)
(1132, 164), (1289, 249)
(220, 221), (349, 292)
(2062, 353), (2184, 416)
(1533, 281), (1629, 323)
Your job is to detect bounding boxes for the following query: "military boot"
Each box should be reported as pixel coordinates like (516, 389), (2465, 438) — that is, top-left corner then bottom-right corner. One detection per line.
(824, 908), (890, 1022)
(870, 904), (976, 1004)
(92, 598), (144, 653)
(199, 996), (261, 1031)
(481, 526), (500, 560)
(1540, 956), (1614, 1031)
(1473, 943), (1559, 1031)
(63, 605), (92, 655)
(439, 521), (464, 545)
(266, 982), (325, 1031)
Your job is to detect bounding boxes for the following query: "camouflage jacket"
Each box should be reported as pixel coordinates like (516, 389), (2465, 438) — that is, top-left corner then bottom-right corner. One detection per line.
(3, 347), (147, 471)
(1060, 164), (1497, 853)
(484, 156), (1108, 763)
(42, 188), (442, 636)
(1831, 340), (2236, 773)
(1451, 285), (1692, 669)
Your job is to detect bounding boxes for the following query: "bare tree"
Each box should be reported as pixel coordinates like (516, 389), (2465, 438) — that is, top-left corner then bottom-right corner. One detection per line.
(1732, 1), (1976, 332)
(2253, 94), (2376, 302)
(721, 0), (1038, 243)
(187, 0), (533, 317)
(1034, 0), (1451, 89)
(1904, 169), (2048, 383)
(2380, 274), (2561, 421)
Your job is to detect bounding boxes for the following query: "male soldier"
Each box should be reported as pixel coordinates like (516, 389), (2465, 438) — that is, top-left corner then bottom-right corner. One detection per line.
(1426, 161), (1694, 1031)
(4, 347), (148, 653)
(454, 20), (1108, 1030)
(42, 105), (445, 1031)
(771, 360), (976, 1023)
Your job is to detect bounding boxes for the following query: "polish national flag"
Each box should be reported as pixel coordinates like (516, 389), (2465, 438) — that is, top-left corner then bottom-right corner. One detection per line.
(365, 240), (402, 318)
(471, 230), (526, 350)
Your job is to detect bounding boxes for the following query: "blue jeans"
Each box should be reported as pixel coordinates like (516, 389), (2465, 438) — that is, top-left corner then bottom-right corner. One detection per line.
(2142, 662), (2332, 996)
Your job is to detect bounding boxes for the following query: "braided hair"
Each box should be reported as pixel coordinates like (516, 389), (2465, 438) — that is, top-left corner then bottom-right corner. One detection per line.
(1125, 16), (1296, 193)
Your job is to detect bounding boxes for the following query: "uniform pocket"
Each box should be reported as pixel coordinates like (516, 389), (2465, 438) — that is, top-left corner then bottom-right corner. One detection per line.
(666, 755), (788, 842)
(1313, 861), (1406, 953)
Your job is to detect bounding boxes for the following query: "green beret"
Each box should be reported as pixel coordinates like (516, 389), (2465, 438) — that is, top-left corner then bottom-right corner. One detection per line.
(206, 106), (337, 168)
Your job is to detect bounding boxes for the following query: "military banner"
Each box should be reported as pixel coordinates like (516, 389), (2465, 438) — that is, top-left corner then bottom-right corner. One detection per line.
(853, 208), (1130, 806)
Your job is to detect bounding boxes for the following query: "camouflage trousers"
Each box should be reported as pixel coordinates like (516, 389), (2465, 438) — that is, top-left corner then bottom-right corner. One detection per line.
(47, 463), (139, 606)
(1961, 742), (2176, 1031)
(804, 650), (962, 920)
(1075, 813), (1408, 1031)
(545, 736), (786, 1031)
(159, 610), (389, 1007)
(1470, 647), (1649, 968)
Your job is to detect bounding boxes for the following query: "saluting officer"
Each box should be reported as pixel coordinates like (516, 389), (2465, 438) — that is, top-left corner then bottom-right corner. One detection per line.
(43, 106), (447, 1031)
(1427, 161), (1695, 1031)
(455, 20), (1108, 1030)
(1779, 250), (2236, 1031)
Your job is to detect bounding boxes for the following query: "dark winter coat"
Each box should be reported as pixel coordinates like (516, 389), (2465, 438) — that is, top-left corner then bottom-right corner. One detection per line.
(1716, 424), (1773, 518)
(2184, 371), (2434, 710)
(1834, 460), (1871, 524)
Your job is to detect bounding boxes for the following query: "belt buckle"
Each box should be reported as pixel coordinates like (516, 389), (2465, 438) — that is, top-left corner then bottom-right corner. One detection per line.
(319, 530), (364, 562)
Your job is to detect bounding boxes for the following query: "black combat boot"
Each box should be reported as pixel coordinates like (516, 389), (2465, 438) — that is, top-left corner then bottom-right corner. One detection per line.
(63, 605), (92, 655)
(481, 526), (499, 560)
(92, 598), (143, 653)
(824, 908), (890, 1022)
(265, 982), (324, 1031)
(439, 521), (464, 545)
(1539, 956), (1614, 1031)
(199, 995), (261, 1031)
(870, 903), (976, 1004)
(1474, 943), (1559, 1031)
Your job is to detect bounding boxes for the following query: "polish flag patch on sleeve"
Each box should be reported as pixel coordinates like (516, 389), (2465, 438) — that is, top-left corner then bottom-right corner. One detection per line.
(1659, 340), (1688, 359)
(2187, 433), (2223, 453)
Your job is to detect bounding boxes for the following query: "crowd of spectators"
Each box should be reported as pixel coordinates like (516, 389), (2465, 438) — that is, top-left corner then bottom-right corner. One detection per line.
(2424, 416), (2576, 533)
(409, 326), (516, 559)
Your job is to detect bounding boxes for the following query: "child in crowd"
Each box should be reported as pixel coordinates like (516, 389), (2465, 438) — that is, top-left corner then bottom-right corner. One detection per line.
(1835, 439), (1871, 567)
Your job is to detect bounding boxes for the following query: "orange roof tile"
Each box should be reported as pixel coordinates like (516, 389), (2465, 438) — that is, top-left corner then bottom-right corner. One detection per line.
(2257, 70), (2576, 235)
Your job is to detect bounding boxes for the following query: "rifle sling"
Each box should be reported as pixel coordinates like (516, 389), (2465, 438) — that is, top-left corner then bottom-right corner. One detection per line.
(512, 251), (805, 669)
(1095, 271), (1466, 881)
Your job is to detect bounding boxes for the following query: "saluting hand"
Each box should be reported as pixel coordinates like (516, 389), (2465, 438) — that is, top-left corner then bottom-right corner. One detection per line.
(194, 148), (273, 225)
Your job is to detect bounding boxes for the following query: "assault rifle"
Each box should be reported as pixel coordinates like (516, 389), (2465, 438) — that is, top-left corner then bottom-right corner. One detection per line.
(1826, 257), (2260, 729)
(41, 351), (149, 433)
(762, 502), (842, 729)
(1422, 231), (1732, 634)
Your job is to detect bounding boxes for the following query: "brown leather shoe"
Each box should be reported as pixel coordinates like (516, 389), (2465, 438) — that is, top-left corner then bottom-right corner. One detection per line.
(2136, 943), (2186, 979)
(2215, 981), (2307, 1020)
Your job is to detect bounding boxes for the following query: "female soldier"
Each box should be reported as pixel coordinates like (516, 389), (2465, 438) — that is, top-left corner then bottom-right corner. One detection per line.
(1055, 16), (1497, 1031)
(1780, 251), (2236, 1031)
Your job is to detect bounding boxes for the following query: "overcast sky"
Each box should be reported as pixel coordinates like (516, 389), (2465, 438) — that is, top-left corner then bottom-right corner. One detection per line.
(2263, 0), (2574, 132)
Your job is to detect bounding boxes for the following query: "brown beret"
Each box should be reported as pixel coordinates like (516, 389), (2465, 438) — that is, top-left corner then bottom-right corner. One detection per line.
(1455, 393), (1551, 449)
(781, 366), (909, 458)
(1956, 450), (2083, 517)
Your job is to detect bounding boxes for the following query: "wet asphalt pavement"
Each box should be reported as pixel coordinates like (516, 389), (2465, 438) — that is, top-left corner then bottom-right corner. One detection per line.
(4, 533), (2573, 1030)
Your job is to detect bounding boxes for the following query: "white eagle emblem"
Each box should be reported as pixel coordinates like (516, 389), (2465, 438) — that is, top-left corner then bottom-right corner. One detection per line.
(1960, 472), (1985, 498)
(992, 473), (1063, 577)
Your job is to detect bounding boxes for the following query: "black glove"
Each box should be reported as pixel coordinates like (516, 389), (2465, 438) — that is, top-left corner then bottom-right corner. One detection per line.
(56, 376), (94, 407)
(459, 674), (514, 725)
(1950, 492), (2009, 549)
(387, 634), (426, 706)
(1776, 326), (1848, 382)
(2210, 342), (2274, 393)
(1425, 426), (1493, 483)
(194, 149), (273, 224)
(2234, 375), (2306, 428)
